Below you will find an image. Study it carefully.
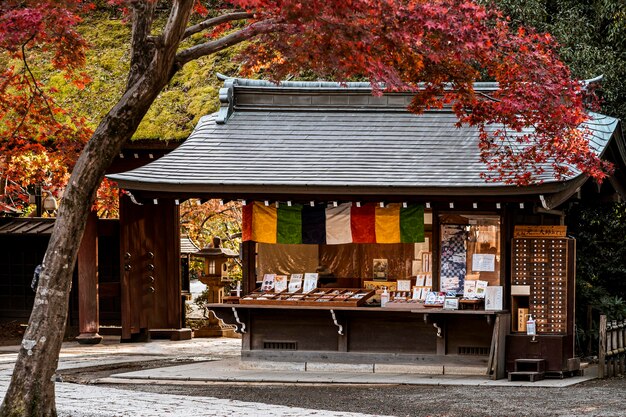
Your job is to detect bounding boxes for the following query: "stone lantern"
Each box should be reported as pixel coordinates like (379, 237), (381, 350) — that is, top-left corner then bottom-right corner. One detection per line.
(193, 237), (239, 337)
(195, 237), (238, 303)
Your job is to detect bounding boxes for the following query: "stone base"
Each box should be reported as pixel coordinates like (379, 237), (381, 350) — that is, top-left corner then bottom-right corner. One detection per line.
(193, 327), (240, 338)
(75, 332), (103, 345)
(149, 328), (193, 341)
(121, 329), (150, 343)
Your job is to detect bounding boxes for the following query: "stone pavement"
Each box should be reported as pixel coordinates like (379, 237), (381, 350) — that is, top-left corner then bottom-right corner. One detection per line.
(0, 336), (596, 416)
(105, 357), (597, 388)
(0, 337), (390, 417)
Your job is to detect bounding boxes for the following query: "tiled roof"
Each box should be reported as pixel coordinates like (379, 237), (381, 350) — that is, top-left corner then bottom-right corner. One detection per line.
(180, 235), (200, 254)
(0, 218), (55, 235)
(108, 78), (622, 198)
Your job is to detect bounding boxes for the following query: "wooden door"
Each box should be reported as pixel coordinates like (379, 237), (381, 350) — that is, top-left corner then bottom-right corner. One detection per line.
(119, 195), (181, 340)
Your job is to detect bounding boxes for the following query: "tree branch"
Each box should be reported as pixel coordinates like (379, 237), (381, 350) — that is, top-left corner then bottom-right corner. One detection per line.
(9, 37), (57, 138)
(162, 0), (194, 49)
(183, 11), (254, 40)
(199, 206), (238, 230)
(176, 20), (279, 66)
(127, 0), (157, 88)
(158, 0), (195, 77)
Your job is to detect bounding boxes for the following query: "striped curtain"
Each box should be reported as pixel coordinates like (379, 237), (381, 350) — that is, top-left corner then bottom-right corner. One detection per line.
(243, 202), (424, 245)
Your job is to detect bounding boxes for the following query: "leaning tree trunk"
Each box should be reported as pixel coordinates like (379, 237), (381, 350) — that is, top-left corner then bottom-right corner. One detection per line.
(0, 82), (167, 417)
(0, 2), (195, 414)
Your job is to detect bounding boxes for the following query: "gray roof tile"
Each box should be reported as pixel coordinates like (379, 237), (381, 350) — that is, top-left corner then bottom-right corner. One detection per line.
(109, 79), (621, 197)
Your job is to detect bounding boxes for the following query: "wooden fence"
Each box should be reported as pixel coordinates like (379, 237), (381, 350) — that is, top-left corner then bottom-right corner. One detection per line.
(598, 315), (626, 378)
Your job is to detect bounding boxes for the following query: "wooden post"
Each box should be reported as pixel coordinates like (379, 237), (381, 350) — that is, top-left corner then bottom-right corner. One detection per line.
(494, 313), (510, 380)
(617, 320), (626, 375)
(586, 305), (593, 356)
(487, 315), (498, 378)
(241, 240), (256, 294)
(76, 211), (102, 344)
(611, 320), (620, 376)
(599, 315), (607, 378)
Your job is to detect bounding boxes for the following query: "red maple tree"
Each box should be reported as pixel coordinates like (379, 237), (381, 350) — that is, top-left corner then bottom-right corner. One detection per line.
(0, 0), (121, 216)
(0, 1), (613, 415)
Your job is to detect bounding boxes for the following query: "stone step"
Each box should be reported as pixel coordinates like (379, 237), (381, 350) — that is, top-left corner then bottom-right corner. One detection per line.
(514, 358), (546, 373)
(508, 371), (545, 382)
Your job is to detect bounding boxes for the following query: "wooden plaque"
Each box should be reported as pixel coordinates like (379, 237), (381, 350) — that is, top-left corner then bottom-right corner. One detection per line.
(514, 225), (567, 238)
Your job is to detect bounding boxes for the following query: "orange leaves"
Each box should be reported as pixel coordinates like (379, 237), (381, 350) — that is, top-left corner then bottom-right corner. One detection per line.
(193, 0), (209, 17)
(1, 1), (91, 211)
(94, 178), (119, 218)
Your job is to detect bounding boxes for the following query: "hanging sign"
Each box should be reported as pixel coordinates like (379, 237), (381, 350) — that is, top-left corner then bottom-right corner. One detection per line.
(513, 225), (567, 238)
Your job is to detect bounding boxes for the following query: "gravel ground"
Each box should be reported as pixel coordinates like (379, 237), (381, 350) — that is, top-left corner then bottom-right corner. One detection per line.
(60, 362), (626, 417)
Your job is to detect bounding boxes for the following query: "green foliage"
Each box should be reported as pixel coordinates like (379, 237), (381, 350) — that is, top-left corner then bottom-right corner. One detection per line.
(50, 13), (243, 141)
(596, 296), (626, 320)
(567, 201), (626, 354)
(487, 0), (626, 349)
(492, 0), (626, 121)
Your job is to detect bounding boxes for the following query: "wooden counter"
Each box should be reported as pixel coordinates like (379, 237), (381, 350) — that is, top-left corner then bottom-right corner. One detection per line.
(208, 303), (505, 314)
(207, 303), (510, 378)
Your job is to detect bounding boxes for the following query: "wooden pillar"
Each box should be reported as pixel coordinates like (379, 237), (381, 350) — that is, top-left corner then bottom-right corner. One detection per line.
(241, 240), (256, 294)
(76, 211), (102, 344)
(599, 314), (607, 378)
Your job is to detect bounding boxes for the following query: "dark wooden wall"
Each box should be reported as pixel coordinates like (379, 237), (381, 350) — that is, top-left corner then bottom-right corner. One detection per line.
(0, 235), (55, 321)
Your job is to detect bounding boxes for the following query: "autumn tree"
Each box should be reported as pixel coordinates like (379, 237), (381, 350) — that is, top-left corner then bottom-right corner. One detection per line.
(180, 199), (242, 252)
(0, 0), (92, 214)
(0, 0), (613, 415)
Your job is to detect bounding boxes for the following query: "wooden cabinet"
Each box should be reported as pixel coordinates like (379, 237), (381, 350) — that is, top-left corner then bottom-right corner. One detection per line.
(511, 238), (574, 335)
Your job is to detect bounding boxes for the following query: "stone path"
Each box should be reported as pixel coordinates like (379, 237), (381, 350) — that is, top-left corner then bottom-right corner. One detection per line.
(0, 337), (389, 417)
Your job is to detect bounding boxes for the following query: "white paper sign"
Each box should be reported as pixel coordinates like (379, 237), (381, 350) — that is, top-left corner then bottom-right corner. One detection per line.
(472, 254), (496, 272)
(412, 260), (421, 276)
(288, 274), (303, 292)
(485, 286), (503, 311)
(303, 273), (319, 293)
(397, 280), (412, 292)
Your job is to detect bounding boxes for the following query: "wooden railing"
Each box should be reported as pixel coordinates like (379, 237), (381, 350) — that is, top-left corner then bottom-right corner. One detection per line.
(598, 315), (626, 378)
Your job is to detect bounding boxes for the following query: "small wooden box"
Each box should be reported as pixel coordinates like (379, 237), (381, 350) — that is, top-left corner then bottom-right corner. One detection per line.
(517, 308), (529, 332)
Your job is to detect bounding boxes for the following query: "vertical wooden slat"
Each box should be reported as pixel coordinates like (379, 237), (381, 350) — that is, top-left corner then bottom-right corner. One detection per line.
(166, 199), (181, 328)
(599, 314), (607, 378)
(119, 195), (133, 340)
(77, 210), (101, 343)
(495, 313), (510, 380)
(611, 320), (619, 376)
(611, 320), (618, 355)
(141, 200), (156, 329)
(487, 315), (498, 378)
(620, 320), (626, 375)
(130, 200), (149, 333)
(241, 240), (256, 294)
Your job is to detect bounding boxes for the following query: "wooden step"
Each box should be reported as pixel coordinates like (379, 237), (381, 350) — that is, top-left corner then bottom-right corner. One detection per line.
(514, 358), (546, 373)
(508, 371), (545, 382)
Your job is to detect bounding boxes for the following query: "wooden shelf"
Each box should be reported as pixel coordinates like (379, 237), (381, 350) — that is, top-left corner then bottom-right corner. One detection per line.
(207, 302), (506, 314)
